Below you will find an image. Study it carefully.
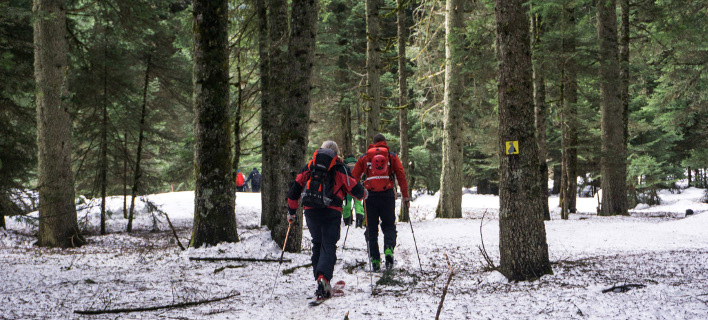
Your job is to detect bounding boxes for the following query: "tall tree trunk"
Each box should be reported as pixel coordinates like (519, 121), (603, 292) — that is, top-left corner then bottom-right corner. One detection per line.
(233, 56), (242, 175)
(531, 10), (550, 221)
(619, 0), (629, 146)
(261, 0), (288, 230)
(561, 5), (578, 219)
(123, 132), (127, 218)
(127, 55), (151, 233)
(495, 0), (551, 281)
(551, 164), (561, 195)
(100, 26), (108, 235)
(397, 0), (410, 222)
(437, 0), (463, 219)
(34, 0), (84, 247)
(271, 0), (319, 253)
(597, 0), (628, 216)
(365, 0), (381, 142)
(256, 0), (271, 226)
(190, 0), (239, 247)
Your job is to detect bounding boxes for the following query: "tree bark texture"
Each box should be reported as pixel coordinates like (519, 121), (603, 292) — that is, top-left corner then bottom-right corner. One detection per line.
(33, 0), (84, 247)
(127, 55), (151, 233)
(123, 132), (127, 219)
(619, 0), (629, 146)
(271, 0), (319, 252)
(561, 6), (578, 219)
(190, 0), (239, 247)
(437, 0), (464, 219)
(261, 0), (287, 229)
(365, 0), (381, 142)
(256, 0), (271, 227)
(233, 55), (243, 175)
(494, 0), (552, 281)
(531, 11), (550, 221)
(100, 27), (108, 235)
(397, 0), (410, 222)
(597, 0), (628, 216)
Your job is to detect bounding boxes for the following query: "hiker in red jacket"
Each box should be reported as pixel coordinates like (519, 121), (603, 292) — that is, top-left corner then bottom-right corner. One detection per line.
(351, 133), (409, 270)
(235, 170), (245, 192)
(286, 140), (367, 299)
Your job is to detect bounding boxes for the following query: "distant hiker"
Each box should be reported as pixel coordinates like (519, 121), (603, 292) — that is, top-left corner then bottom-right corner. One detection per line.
(351, 133), (410, 271)
(343, 155), (365, 228)
(287, 140), (367, 299)
(235, 170), (245, 192)
(245, 168), (261, 192)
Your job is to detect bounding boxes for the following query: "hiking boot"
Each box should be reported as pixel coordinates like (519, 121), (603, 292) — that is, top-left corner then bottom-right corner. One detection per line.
(371, 258), (381, 272)
(355, 214), (364, 228)
(384, 248), (394, 270)
(315, 275), (332, 299)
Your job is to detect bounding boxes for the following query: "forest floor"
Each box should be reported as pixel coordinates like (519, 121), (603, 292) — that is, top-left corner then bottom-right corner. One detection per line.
(1, 188), (707, 319)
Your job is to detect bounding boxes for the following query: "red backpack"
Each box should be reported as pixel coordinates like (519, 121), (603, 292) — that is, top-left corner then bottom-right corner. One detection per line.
(236, 172), (245, 186)
(364, 147), (394, 192)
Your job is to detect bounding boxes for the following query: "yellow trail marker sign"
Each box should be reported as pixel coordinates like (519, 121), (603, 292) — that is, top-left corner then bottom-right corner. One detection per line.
(505, 141), (519, 155)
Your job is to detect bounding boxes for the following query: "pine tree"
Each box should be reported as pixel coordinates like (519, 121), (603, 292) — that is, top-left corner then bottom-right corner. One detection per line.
(495, 0), (552, 280)
(190, 0), (239, 247)
(365, 0), (381, 141)
(597, 0), (628, 216)
(397, 0), (410, 222)
(437, 0), (464, 219)
(33, 0), (84, 247)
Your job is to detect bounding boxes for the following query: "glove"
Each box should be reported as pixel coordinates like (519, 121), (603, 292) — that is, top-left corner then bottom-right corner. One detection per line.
(287, 213), (297, 223)
(343, 215), (353, 226)
(402, 197), (410, 208)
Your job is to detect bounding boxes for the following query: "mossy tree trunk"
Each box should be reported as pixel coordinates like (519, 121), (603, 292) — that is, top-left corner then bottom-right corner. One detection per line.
(33, 0), (84, 248)
(365, 0), (381, 142)
(397, 0), (410, 222)
(190, 0), (239, 247)
(494, 0), (552, 281)
(437, 0), (464, 219)
(597, 0), (628, 216)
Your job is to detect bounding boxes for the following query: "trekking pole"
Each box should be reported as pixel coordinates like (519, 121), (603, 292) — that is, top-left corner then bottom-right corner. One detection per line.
(342, 224), (350, 248)
(408, 216), (423, 274)
(363, 200), (374, 292)
(270, 220), (293, 299)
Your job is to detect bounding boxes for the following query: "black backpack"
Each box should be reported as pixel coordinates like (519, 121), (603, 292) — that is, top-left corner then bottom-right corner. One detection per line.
(301, 148), (340, 208)
(252, 171), (261, 185)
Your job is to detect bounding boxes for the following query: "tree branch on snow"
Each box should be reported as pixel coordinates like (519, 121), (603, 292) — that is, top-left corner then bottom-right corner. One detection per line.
(478, 210), (498, 271)
(74, 292), (239, 315)
(435, 252), (454, 320)
(601, 284), (646, 293)
(189, 257), (291, 263)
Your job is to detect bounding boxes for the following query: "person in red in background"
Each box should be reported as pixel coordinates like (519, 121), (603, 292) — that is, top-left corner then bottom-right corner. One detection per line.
(351, 133), (409, 271)
(287, 140), (367, 299)
(235, 170), (245, 192)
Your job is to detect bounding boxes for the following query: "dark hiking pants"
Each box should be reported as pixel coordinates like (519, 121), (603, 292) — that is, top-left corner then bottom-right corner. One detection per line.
(364, 189), (397, 262)
(305, 208), (341, 281)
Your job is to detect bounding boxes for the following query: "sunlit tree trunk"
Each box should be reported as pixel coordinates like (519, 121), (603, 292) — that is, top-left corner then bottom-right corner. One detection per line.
(437, 0), (463, 219)
(190, 0), (239, 247)
(495, 0), (552, 281)
(597, 0), (628, 216)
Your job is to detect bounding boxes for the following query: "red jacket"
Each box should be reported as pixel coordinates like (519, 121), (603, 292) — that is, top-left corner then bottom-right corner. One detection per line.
(287, 157), (367, 214)
(351, 141), (409, 198)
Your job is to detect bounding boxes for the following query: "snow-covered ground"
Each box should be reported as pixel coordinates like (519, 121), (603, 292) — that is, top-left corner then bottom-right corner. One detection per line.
(1, 188), (707, 319)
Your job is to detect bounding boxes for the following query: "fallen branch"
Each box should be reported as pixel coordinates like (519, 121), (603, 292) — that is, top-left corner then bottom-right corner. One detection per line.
(161, 211), (185, 251)
(74, 292), (239, 315)
(189, 257), (291, 263)
(214, 265), (245, 274)
(435, 253), (454, 320)
(477, 210), (498, 271)
(602, 284), (646, 293)
(282, 263), (312, 275)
